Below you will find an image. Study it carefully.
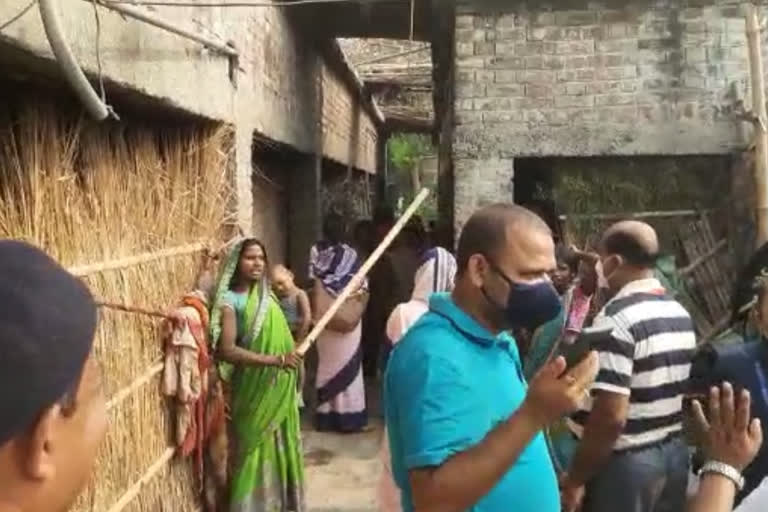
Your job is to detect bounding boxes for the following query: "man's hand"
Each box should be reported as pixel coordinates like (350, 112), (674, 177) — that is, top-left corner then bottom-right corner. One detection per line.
(559, 473), (585, 512)
(522, 352), (599, 428)
(692, 382), (763, 472)
(569, 244), (599, 264)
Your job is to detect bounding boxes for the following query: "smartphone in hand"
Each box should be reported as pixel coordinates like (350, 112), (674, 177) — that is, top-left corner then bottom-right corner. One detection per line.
(563, 326), (613, 370)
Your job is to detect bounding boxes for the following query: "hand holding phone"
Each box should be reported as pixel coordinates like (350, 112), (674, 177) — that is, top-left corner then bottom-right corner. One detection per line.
(563, 326), (613, 370)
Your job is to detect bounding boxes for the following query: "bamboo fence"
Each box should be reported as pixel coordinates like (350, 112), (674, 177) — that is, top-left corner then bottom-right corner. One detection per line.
(0, 99), (233, 512)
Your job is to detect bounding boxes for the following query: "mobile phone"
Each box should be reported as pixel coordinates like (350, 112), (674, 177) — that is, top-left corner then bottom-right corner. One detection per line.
(563, 326), (613, 369)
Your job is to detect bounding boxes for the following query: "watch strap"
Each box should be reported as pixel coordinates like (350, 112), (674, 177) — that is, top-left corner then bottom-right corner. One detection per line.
(698, 460), (745, 491)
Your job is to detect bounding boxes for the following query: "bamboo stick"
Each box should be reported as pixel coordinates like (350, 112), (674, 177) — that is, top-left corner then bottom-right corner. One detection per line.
(559, 209), (710, 222)
(746, 3), (768, 247)
(699, 218), (731, 313)
(297, 188), (430, 356)
(68, 235), (240, 277)
(68, 242), (206, 276)
(353, 46), (429, 67)
(106, 361), (165, 412)
(97, 301), (176, 320)
(684, 221), (721, 321)
(104, 447), (176, 512)
(693, 221), (723, 320)
(680, 239), (727, 277)
(410, 0), (416, 41)
(703, 314), (732, 343)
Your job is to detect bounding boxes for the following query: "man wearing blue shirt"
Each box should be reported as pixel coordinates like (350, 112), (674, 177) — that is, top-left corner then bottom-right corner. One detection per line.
(384, 204), (599, 512)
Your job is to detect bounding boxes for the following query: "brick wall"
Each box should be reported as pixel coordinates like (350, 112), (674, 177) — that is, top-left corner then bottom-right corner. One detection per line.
(321, 65), (379, 173)
(246, 12), (380, 173)
(242, 9), (381, 174)
(453, 0), (754, 229)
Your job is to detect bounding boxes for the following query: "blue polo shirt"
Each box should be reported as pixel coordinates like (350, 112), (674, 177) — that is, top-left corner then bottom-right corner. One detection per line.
(383, 293), (559, 512)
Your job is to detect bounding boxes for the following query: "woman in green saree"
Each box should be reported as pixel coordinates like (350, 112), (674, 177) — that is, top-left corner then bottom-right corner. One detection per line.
(522, 245), (598, 473)
(210, 239), (305, 512)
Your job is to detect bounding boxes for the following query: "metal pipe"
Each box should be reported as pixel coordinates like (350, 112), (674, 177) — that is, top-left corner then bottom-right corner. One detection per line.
(91, 0), (238, 57)
(38, 0), (109, 120)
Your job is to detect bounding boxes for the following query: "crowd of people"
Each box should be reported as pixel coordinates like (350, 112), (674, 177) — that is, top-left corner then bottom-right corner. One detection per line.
(1, 201), (767, 512)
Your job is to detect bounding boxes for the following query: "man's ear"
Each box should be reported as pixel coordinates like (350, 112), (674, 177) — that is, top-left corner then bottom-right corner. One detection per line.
(23, 404), (59, 481)
(467, 254), (487, 288)
(603, 254), (622, 273)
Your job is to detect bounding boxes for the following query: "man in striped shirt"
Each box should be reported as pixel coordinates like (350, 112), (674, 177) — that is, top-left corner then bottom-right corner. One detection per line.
(560, 221), (696, 512)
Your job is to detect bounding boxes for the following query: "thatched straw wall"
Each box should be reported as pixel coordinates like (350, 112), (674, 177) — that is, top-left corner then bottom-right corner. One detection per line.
(0, 100), (233, 512)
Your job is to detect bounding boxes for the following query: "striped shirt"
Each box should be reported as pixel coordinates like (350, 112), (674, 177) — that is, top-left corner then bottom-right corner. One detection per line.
(567, 278), (696, 451)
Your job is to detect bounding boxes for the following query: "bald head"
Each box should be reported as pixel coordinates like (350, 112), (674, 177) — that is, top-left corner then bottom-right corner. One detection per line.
(601, 220), (659, 268)
(456, 203), (551, 271)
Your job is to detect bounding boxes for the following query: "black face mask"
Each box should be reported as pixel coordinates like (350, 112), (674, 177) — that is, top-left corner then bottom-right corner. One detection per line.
(482, 258), (563, 331)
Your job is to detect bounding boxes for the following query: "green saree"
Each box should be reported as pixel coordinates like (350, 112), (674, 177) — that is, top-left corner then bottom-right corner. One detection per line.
(210, 242), (305, 512)
(522, 296), (575, 474)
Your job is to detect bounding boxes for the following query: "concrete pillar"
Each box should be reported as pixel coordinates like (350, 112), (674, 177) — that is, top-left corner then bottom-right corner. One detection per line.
(432, 1), (456, 247)
(287, 155), (322, 286)
(453, 157), (514, 234)
(234, 123), (255, 234)
(376, 130), (389, 204)
(288, 49), (324, 286)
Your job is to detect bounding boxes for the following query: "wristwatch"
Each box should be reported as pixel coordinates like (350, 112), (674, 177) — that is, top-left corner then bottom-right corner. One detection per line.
(698, 461), (745, 491)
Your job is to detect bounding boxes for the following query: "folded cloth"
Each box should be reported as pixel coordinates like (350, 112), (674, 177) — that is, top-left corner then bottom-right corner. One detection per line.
(163, 292), (216, 479)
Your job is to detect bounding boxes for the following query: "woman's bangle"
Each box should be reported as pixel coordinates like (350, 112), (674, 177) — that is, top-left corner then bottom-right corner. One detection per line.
(278, 354), (286, 368)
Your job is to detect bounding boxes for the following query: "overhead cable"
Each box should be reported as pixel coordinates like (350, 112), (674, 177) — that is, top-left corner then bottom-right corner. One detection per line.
(101, 0), (396, 7)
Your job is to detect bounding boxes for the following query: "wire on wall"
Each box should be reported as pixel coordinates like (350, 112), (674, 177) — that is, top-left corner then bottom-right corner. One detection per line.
(90, 0), (119, 119)
(90, 0), (106, 101)
(0, 0), (38, 32)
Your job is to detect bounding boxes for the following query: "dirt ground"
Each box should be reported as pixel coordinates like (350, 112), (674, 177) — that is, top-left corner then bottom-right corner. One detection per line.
(302, 381), (384, 512)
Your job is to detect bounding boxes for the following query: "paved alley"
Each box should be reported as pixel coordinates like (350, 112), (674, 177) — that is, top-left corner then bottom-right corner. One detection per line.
(303, 380), (384, 511)
(304, 419), (383, 512)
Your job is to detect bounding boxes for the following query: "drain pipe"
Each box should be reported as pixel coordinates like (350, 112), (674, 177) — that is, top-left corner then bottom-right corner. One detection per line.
(38, 0), (109, 121)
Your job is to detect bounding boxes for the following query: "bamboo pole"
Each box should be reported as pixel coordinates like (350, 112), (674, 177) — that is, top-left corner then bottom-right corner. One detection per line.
(297, 188), (430, 356)
(106, 361), (165, 412)
(68, 242), (206, 276)
(558, 209), (710, 222)
(746, 3), (768, 247)
(105, 447), (176, 512)
(354, 46), (429, 67)
(96, 301), (176, 320)
(680, 238), (727, 277)
(68, 235), (239, 277)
